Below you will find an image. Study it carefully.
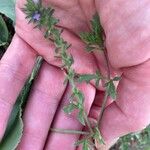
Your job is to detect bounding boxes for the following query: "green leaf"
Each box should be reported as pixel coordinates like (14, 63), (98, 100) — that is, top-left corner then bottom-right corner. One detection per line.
(78, 74), (97, 84)
(85, 45), (95, 52)
(0, 100), (23, 150)
(0, 81), (32, 150)
(63, 103), (77, 114)
(95, 78), (100, 87)
(75, 139), (90, 150)
(67, 69), (75, 80)
(77, 110), (85, 126)
(23, 0), (40, 13)
(0, 57), (43, 150)
(0, 0), (16, 21)
(80, 32), (95, 45)
(105, 80), (117, 100)
(93, 127), (105, 145)
(73, 88), (84, 105)
(78, 71), (102, 87)
(80, 13), (104, 49)
(95, 71), (102, 87)
(113, 76), (121, 81)
(91, 13), (102, 36)
(83, 140), (90, 150)
(0, 16), (9, 46)
(74, 139), (85, 146)
(76, 91), (84, 105)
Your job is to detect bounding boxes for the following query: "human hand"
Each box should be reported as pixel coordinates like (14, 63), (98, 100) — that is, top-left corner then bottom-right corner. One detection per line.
(0, 0), (150, 150)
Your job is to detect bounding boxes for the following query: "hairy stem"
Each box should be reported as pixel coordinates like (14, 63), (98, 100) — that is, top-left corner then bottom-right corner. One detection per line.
(103, 49), (111, 79)
(50, 128), (90, 135)
(97, 91), (109, 126)
(97, 48), (111, 127)
(83, 110), (93, 134)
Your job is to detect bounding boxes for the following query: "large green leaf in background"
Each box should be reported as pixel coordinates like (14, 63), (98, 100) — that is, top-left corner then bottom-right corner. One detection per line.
(0, 16), (9, 46)
(0, 0), (16, 21)
(0, 57), (43, 150)
(0, 95), (24, 150)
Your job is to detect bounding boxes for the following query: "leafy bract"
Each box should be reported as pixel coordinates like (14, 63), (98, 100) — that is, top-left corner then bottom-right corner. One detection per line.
(0, 16), (9, 46)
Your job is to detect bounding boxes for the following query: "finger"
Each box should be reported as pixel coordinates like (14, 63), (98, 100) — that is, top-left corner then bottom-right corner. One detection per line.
(17, 63), (66, 150)
(0, 34), (36, 140)
(93, 90), (113, 107)
(88, 90), (113, 122)
(45, 83), (96, 150)
(93, 50), (122, 79)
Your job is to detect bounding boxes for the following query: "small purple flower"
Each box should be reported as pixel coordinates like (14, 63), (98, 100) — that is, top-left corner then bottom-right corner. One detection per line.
(32, 11), (41, 21)
(32, 0), (39, 4)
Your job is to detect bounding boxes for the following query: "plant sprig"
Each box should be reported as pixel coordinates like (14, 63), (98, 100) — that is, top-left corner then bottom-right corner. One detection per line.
(80, 13), (104, 52)
(23, 0), (94, 138)
(23, 0), (120, 149)
(80, 11), (121, 149)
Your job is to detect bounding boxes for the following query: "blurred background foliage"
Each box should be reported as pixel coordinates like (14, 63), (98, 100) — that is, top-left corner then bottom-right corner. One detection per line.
(111, 125), (150, 150)
(0, 1), (150, 150)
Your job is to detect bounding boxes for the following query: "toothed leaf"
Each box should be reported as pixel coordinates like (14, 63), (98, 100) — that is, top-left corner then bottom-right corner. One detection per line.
(105, 80), (117, 100)
(78, 74), (97, 84)
(0, 16), (9, 46)
(93, 127), (105, 145)
(77, 110), (85, 126)
(63, 103), (77, 114)
(113, 76), (121, 81)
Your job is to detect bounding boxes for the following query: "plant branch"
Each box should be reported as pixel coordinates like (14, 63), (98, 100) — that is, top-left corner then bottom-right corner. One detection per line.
(83, 110), (93, 134)
(97, 47), (111, 128)
(97, 91), (109, 126)
(103, 49), (111, 79)
(50, 128), (90, 135)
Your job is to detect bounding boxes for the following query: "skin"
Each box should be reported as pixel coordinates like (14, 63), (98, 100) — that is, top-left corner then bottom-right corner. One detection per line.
(0, 0), (150, 149)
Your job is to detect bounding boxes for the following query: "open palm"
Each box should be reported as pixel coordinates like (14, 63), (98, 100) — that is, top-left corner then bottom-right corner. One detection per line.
(0, 0), (150, 150)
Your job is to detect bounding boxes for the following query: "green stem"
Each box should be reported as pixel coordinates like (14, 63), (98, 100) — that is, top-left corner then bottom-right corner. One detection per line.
(29, 56), (43, 82)
(97, 91), (109, 126)
(68, 71), (93, 134)
(97, 48), (111, 127)
(83, 110), (93, 134)
(50, 128), (90, 135)
(103, 49), (111, 79)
